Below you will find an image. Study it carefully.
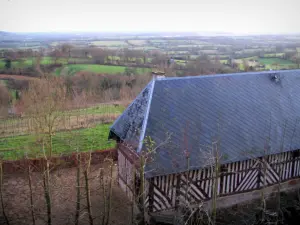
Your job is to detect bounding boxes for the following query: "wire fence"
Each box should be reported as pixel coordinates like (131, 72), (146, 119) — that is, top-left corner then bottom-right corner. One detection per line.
(0, 104), (125, 138)
(0, 104), (125, 160)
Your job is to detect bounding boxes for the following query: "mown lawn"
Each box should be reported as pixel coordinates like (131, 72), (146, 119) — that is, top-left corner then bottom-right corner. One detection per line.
(55, 64), (151, 76)
(0, 124), (115, 160)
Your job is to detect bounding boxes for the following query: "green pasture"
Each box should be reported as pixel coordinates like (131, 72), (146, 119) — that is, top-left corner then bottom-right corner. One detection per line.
(69, 104), (125, 115)
(0, 57), (92, 70)
(0, 60), (4, 69)
(55, 64), (151, 76)
(0, 124), (115, 160)
(258, 57), (295, 65)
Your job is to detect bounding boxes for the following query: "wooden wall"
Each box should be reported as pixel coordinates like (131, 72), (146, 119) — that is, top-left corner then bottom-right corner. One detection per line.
(147, 150), (300, 213)
(117, 143), (300, 213)
(118, 147), (135, 200)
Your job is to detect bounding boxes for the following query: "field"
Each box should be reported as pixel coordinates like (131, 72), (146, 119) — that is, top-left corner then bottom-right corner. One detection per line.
(0, 103), (127, 160)
(55, 64), (151, 76)
(90, 40), (128, 47)
(128, 40), (148, 45)
(258, 58), (295, 65)
(0, 123), (114, 160)
(264, 53), (285, 57)
(2, 32), (300, 161)
(0, 57), (93, 70)
(257, 58), (297, 69)
(0, 57), (151, 76)
(0, 41), (43, 49)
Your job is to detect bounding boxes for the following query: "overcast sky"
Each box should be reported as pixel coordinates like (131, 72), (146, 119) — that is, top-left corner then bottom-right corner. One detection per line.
(0, 0), (299, 34)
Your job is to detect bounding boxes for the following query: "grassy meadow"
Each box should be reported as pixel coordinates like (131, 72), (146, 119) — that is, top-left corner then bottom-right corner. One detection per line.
(55, 64), (151, 76)
(0, 123), (115, 160)
(0, 104), (127, 160)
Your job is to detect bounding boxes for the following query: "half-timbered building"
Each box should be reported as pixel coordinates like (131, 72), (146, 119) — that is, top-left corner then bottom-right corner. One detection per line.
(108, 70), (300, 220)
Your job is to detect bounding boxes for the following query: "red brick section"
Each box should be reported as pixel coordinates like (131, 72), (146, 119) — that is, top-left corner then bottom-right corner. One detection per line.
(3, 148), (117, 174)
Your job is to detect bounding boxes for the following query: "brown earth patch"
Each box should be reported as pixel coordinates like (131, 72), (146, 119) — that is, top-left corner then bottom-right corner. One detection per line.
(0, 162), (132, 225)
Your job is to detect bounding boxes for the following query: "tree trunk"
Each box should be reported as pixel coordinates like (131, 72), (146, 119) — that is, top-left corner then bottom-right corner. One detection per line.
(75, 154), (81, 225)
(0, 161), (9, 225)
(43, 160), (51, 225)
(212, 152), (219, 225)
(100, 169), (106, 225)
(84, 170), (93, 225)
(105, 163), (113, 225)
(27, 163), (36, 225)
(139, 157), (145, 224)
(84, 153), (93, 225)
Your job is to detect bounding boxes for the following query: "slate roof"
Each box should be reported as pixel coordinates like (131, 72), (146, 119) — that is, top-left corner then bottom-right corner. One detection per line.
(109, 70), (300, 178)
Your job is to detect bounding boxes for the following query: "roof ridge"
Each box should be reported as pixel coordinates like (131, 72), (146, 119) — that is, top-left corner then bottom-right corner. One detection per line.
(137, 78), (156, 153)
(155, 69), (299, 82)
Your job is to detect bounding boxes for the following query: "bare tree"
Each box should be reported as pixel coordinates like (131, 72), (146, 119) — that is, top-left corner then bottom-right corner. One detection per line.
(21, 77), (69, 225)
(22, 77), (68, 157)
(0, 84), (11, 118)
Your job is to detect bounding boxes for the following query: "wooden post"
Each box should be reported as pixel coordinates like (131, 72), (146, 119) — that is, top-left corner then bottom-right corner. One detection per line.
(149, 178), (154, 213)
(175, 174), (181, 209)
(257, 157), (262, 189)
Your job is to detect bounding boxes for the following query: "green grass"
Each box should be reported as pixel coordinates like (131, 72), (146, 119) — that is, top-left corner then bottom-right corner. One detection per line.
(69, 104), (125, 115)
(0, 57), (92, 70)
(258, 58), (295, 65)
(55, 64), (151, 76)
(0, 60), (5, 69)
(257, 57), (297, 70)
(0, 124), (115, 160)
